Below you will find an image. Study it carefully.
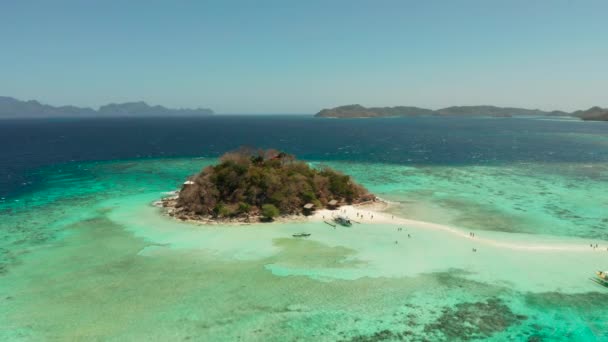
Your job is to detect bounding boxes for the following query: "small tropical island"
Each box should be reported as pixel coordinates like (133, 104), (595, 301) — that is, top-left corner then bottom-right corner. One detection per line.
(161, 148), (376, 223)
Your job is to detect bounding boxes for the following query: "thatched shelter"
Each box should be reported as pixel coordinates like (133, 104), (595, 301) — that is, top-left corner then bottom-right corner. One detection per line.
(328, 199), (339, 209)
(303, 203), (315, 215)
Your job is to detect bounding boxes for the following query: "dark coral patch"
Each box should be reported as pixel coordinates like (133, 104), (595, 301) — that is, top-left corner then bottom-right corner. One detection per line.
(423, 298), (526, 340)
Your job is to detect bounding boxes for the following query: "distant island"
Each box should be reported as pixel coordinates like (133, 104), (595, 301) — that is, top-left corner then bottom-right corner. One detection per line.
(572, 107), (608, 121)
(315, 104), (608, 121)
(0, 96), (214, 118)
(161, 148), (375, 223)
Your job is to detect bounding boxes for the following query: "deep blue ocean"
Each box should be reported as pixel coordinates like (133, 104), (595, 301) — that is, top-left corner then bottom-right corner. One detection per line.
(2, 115), (607, 199)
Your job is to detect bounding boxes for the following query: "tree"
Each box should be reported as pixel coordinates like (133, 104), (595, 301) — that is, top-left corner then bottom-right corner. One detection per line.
(237, 202), (251, 215)
(213, 202), (231, 217)
(261, 204), (280, 221)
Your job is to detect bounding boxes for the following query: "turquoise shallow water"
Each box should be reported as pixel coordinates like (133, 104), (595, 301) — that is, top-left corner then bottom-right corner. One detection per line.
(1, 157), (607, 341)
(320, 161), (608, 239)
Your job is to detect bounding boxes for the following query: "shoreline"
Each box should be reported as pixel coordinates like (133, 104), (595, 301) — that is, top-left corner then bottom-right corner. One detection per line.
(156, 193), (320, 226)
(312, 202), (608, 252)
(157, 195), (608, 253)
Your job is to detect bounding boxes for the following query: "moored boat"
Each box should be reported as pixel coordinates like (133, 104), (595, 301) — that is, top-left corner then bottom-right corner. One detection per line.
(333, 215), (352, 227)
(292, 233), (311, 238)
(592, 271), (608, 287)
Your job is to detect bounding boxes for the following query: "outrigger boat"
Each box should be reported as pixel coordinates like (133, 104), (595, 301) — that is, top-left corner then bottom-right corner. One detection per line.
(591, 270), (608, 288)
(333, 215), (352, 227)
(292, 233), (311, 238)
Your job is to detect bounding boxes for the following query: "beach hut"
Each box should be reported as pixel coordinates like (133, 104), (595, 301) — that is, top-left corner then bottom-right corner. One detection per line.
(303, 203), (315, 215)
(328, 199), (339, 209)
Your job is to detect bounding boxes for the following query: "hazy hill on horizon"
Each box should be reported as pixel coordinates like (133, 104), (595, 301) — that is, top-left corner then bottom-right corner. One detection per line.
(0, 96), (214, 118)
(2, 96), (606, 121)
(315, 104), (607, 121)
(572, 106), (608, 122)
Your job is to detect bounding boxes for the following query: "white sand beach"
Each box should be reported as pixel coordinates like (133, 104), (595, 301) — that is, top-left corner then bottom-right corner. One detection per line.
(104, 194), (608, 294)
(312, 202), (605, 252)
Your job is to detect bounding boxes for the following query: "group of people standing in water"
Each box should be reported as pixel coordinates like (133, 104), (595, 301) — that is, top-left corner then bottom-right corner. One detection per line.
(332, 209), (486, 253)
(589, 243), (608, 251)
(394, 226), (411, 244)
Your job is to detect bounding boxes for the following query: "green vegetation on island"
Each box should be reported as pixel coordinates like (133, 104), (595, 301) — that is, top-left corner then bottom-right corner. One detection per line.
(163, 148), (374, 222)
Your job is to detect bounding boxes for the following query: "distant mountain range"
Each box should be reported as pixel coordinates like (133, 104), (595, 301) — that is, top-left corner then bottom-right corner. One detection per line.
(315, 104), (607, 121)
(0, 96), (214, 118)
(3, 96), (606, 121)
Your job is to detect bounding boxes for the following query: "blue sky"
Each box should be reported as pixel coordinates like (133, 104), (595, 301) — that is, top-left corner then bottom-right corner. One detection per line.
(1, 0), (607, 113)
